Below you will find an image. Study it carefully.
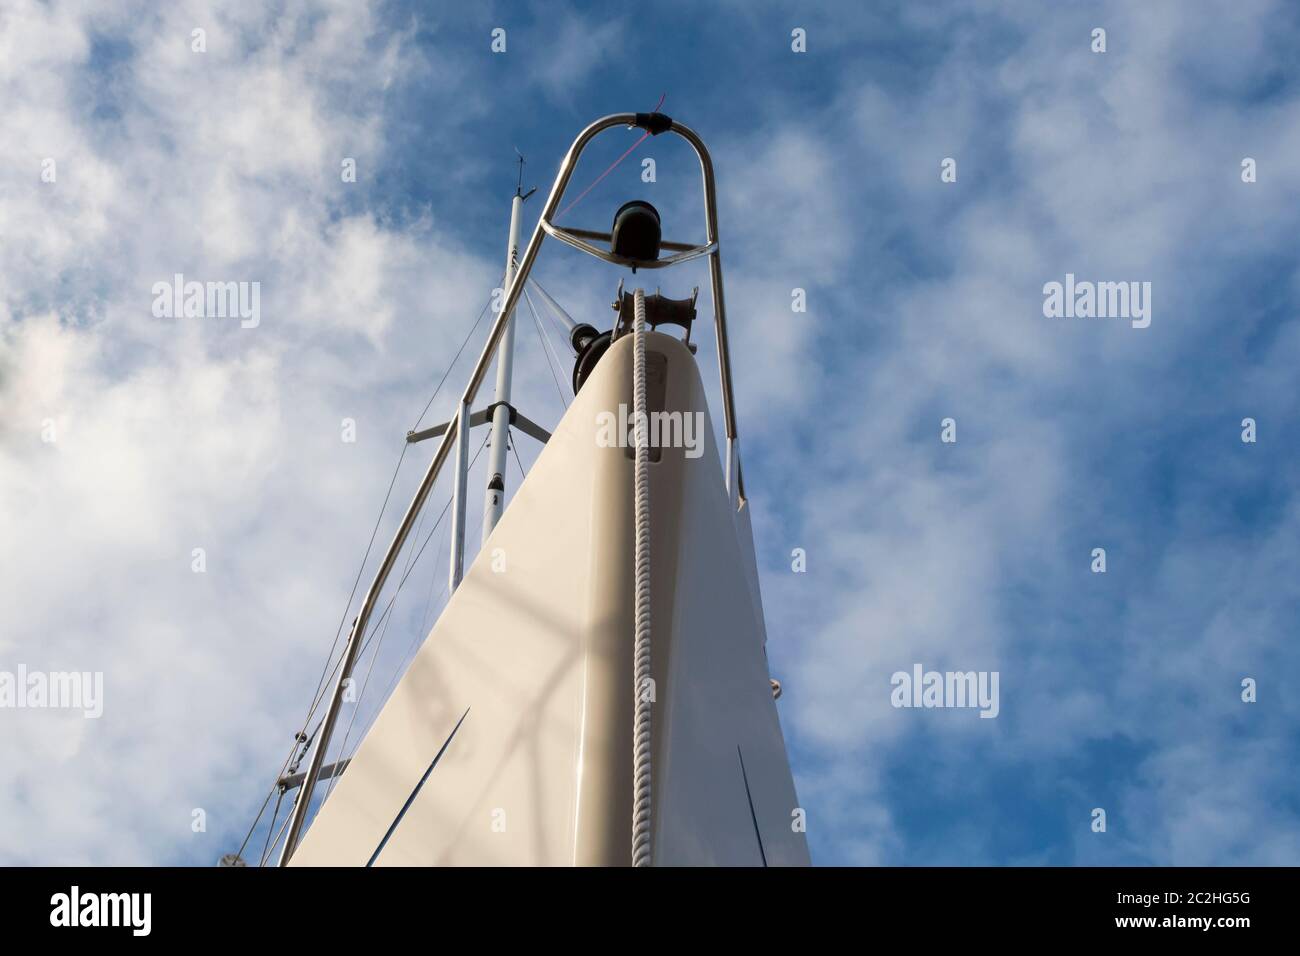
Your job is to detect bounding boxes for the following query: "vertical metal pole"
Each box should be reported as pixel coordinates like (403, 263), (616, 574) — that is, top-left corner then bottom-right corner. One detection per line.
(449, 401), (471, 593)
(726, 438), (740, 510)
(481, 191), (524, 544)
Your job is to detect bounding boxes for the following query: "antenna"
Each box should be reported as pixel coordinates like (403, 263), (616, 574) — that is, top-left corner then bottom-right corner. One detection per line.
(514, 148), (537, 202)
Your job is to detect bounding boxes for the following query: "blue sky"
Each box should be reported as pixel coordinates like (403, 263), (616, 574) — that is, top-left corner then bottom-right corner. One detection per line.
(2, 0), (1299, 865)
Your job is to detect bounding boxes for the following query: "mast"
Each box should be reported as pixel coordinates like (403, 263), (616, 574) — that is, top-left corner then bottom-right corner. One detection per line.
(267, 113), (753, 867)
(481, 157), (531, 543)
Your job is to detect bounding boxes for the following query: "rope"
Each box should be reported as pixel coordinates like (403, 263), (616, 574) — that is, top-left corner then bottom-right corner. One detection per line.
(631, 287), (653, 867)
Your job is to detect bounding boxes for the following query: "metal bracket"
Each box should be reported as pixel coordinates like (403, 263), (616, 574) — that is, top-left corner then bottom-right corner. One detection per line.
(541, 219), (716, 270)
(407, 404), (551, 446)
(278, 758), (351, 793)
(613, 286), (698, 345)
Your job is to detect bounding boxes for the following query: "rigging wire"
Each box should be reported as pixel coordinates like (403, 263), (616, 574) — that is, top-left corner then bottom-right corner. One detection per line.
(413, 494), (451, 649)
(349, 433), (487, 668)
(523, 282), (576, 358)
(258, 433), (491, 863)
(257, 788), (285, 867)
(324, 472), (451, 803)
(412, 296), (494, 432)
(237, 292), (493, 862)
(235, 440), (409, 861)
(347, 568), (451, 784)
(510, 434), (528, 485)
(306, 292), (494, 731)
(528, 279), (579, 352)
(303, 432), (488, 769)
(522, 286), (570, 412)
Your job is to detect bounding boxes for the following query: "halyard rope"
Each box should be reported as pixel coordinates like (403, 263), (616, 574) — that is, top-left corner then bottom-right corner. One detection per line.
(631, 287), (653, 867)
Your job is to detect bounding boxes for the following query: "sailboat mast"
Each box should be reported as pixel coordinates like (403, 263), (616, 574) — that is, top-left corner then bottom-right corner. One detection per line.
(481, 169), (526, 543)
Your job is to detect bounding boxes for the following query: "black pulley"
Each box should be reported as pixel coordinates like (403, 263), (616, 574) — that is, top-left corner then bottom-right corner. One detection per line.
(610, 200), (661, 263)
(572, 329), (613, 395)
(570, 322), (600, 354)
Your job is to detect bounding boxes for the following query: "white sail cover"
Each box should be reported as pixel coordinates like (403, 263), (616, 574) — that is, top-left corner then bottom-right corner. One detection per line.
(291, 331), (809, 865)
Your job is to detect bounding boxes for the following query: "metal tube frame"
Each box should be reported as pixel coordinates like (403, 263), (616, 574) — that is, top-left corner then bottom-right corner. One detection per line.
(448, 400), (471, 591)
(276, 112), (741, 865)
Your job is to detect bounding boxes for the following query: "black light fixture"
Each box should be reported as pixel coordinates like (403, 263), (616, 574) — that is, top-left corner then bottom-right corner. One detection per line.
(610, 200), (662, 264)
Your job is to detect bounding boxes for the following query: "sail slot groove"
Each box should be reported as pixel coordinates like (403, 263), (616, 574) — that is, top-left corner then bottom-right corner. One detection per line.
(737, 745), (768, 867)
(365, 707), (470, 867)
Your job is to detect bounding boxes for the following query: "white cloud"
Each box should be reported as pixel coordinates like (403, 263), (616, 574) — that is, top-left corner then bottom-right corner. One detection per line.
(522, 11), (627, 101)
(0, 0), (506, 864)
(749, 0), (1300, 864)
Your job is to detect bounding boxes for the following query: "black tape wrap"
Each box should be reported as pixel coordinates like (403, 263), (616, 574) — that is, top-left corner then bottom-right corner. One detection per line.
(633, 112), (673, 135)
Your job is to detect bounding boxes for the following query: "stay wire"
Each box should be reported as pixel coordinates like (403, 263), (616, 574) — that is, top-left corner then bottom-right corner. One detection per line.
(523, 286), (569, 412)
(238, 292), (493, 861)
(262, 432), (491, 861)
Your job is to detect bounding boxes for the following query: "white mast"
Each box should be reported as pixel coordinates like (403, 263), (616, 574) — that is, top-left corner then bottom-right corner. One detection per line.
(481, 161), (530, 544)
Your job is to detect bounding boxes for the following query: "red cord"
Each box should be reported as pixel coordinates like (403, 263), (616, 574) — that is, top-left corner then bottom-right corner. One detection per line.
(554, 94), (667, 222)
